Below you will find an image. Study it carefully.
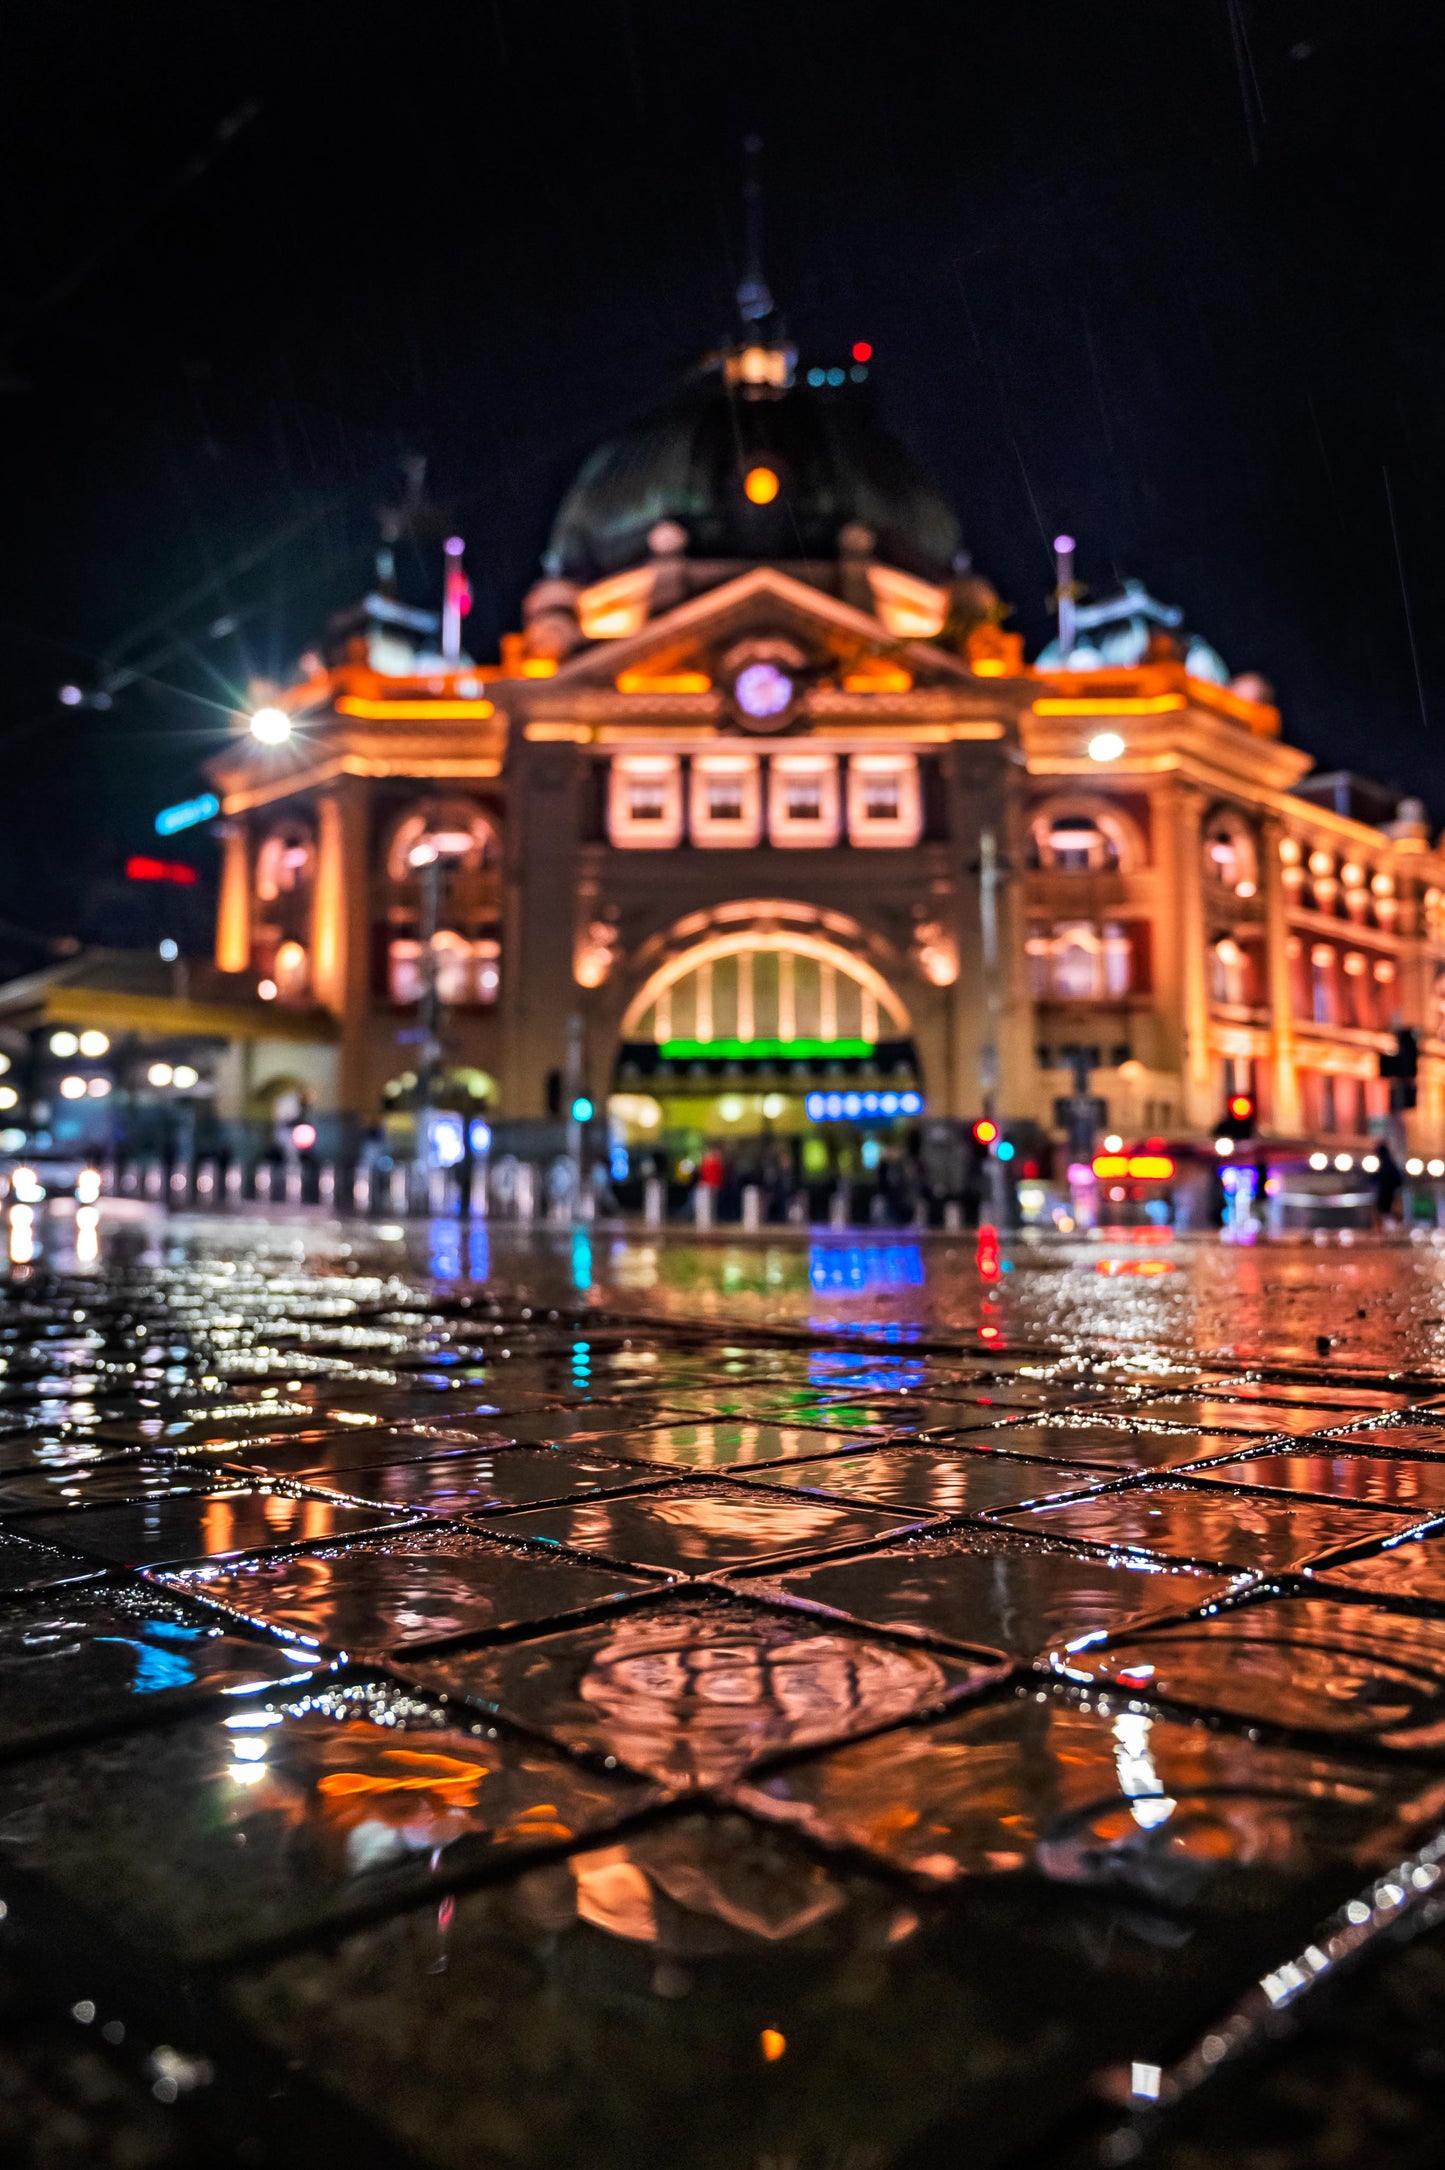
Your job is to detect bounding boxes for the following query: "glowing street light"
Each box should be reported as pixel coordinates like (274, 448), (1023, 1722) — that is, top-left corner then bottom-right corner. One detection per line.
(1088, 732), (1126, 763)
(249, 707), (292, 745)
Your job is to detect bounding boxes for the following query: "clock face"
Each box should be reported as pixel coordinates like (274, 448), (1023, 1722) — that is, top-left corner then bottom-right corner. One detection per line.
(734, 662), (794, 719)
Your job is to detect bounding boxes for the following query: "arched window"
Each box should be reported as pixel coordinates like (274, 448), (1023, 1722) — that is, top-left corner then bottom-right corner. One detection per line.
(256, 823), (315, 903)
(383, 798), (501, 1010)
(253, 820), (315, 998)
(1203, 810), (1259, 897)
(1028, 796), (1143, 873)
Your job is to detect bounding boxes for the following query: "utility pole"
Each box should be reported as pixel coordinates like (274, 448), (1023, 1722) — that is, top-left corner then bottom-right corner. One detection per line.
(979, 828), (1006, 1223)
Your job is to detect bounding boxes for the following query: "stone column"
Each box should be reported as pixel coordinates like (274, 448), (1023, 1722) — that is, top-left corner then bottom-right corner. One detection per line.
(1261, 815), (1301, 1131)
(214, 821), (251, 974)
(311, 777), (372, 1117)
(1176, 786), (1214, 1132)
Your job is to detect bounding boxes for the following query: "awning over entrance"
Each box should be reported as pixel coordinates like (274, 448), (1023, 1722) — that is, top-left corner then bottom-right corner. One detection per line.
(615, 1036), (920, 1087)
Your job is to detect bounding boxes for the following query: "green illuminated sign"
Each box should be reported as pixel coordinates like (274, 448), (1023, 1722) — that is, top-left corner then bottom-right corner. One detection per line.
(657, 1038), (875, 1062)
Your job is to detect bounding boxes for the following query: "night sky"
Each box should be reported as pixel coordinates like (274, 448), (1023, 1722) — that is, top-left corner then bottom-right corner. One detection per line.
(3, 1), (1444, 972)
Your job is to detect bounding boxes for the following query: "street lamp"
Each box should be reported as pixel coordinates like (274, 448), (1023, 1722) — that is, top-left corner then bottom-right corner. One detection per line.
(249, 707), (292, 745)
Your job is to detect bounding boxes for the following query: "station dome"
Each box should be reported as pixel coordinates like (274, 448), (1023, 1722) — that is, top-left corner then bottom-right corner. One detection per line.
(544, 354), (963, 586)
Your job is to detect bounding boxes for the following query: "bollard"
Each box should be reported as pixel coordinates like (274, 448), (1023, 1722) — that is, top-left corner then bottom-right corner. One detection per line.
(285, 1165), (303, 1207)
(428, 1167), (448, 1216)
(576, 1186), (596, 1223)
(389, 1165), (408, 1215)
(643, 1176), (664, 1227)
(943, 1200), (962, 1232)
(912, 1199), (928, 1231)
(319, 1165), (335, 1209)
(255, 1163), (272, 1203)
(225, 1163), (243, 1203)
(828, 1187), (848, 1229)
(740, 1184), (762, 1231)
(352, 1166), (370, 1214)
(515, 1164), (535, 1224)
(694, 1185), (714, 1231)
(786, 1192), (807, 1225)
(469, 1163), (489, 1218)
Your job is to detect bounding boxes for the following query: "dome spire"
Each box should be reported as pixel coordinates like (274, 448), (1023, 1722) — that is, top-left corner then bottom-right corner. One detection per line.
(735, 134), (774, 326)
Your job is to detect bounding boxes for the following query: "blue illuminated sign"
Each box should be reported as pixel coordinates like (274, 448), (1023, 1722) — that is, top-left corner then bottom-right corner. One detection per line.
(805, 1089), (922, 1122)
(468, 1118), (492, 1155)
(155, 792), (220, 837)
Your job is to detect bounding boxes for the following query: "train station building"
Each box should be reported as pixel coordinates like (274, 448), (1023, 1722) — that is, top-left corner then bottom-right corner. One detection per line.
(194, 308), (1445, 1188)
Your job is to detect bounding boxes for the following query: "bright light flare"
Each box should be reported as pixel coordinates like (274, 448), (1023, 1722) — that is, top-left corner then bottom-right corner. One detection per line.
(1088, 732), (1125, 763)
(249, 707), (292, 745)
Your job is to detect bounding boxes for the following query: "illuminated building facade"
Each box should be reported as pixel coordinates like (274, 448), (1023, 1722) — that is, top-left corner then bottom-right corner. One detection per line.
(204, 317), (1445, 1175)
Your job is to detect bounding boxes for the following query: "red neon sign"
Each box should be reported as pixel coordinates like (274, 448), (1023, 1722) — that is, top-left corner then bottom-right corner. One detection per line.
(127, 857), (198, 886)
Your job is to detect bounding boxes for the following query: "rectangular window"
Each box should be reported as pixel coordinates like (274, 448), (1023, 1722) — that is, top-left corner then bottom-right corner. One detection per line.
(769, 755), (840, 846)
(1027, 920), (1135, 1000)
(690, 755), (761, 847)
(846, 755), (922, 846)
(609, 755), (683, 848)
(862, 774), (900, 822)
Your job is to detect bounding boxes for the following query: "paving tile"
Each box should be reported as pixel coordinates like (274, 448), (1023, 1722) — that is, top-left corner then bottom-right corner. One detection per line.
(405, 1592), (992, 1786)
(1314, 1525), (1445, 1605)
(0, 1527), (99, 1596)
(303, 1444), (664, 1518)
(473, 1484), (920, 1578)
(0, 1456), (219, 1515)
(729, 1445), (1107, 1519)
(736, 1686), (1445, 1899)
(224, 1811), (1245, 2170)
(218, 1424), (487, 1477)
(992, 1482), (1428, 1576)
(919, 1418), (1228, 1474)
(0, 1581), (320, 1752)
(0, 1677), (653, 1962)
(1051, 1592), (1445, 1749)
(1100, 1398), (1357, 1437)
(165, 1524), (654, 1651)
(9, 1486), (402, 1571)
(587, 1420), (891, 1473)
(748, 1527), (1235, 1664)
(1184, 1451), (1445, 1515)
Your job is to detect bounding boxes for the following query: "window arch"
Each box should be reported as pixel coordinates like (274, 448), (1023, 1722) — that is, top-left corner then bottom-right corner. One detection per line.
(256, 821), (315, 903)
(620, 903), (910, 1048)
(253, 819), (315, 998)
(1203, 808), (1259, 897)
(1028, 795), (1145, 873)
(382, 797), (502, 1010)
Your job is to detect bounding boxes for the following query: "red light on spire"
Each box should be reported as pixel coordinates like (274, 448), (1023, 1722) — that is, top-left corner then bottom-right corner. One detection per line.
(851, 340), (873, 363)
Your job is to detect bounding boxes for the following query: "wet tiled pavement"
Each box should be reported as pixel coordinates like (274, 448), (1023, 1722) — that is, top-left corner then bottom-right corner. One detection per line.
(11, 1223), (1445, 2164)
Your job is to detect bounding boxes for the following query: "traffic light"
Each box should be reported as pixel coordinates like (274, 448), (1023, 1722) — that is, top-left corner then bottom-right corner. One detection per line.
(1219, 1091), (1256, 1141)
(972, 1117), (999, 1146)
(1381, 1028), (1419, 1111)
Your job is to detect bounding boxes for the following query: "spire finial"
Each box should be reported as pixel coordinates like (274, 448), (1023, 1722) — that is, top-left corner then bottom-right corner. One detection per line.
(736, 134), (774, 326)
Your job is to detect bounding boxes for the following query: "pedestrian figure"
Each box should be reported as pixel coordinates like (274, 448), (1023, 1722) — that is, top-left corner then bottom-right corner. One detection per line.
(1373, 1141), (1404, 1228)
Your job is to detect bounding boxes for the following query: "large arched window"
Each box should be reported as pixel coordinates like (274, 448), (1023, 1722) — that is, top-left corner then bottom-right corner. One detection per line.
(620, 905), (910, 1049)
(383, 797), (501, 1009)
(253, 819), (315, 998)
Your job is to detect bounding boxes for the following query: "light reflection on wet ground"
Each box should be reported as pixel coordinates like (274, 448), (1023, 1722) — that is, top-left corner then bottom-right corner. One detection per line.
(9, 1215), (1445, 2164)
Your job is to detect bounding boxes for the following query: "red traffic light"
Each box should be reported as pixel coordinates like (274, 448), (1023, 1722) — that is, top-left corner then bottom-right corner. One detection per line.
(1228, 1093), (1254, 1121)
(973, 1118), (999, 1145)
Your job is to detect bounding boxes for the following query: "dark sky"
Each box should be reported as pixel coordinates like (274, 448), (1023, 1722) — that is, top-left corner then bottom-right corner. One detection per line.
(3, 0), (1444, 967)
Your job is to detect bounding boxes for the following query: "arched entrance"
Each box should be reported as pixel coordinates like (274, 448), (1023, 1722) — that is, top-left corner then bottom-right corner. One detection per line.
(609, 902), (921, 1202)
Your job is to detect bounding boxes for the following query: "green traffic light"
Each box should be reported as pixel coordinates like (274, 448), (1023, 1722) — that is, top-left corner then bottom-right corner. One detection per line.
(571, 1096), (594, 1123)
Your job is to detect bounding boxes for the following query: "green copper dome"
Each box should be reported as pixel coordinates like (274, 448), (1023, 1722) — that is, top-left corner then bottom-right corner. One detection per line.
(545, 362), (962, 585)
